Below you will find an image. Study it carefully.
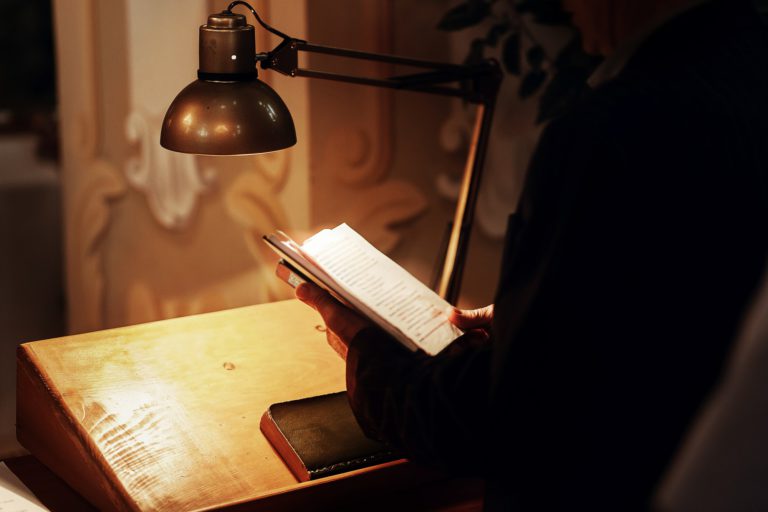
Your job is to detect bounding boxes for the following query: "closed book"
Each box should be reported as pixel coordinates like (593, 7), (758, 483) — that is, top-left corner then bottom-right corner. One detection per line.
(259, 391), (399, 482)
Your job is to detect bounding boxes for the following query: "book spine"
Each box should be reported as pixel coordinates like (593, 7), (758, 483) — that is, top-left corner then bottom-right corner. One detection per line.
(259, 410), (311, 482)
(276, 260), (306, 289)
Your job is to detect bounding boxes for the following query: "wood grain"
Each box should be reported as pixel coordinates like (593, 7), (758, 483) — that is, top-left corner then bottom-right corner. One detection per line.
(16, 300), (484, 510)
(18, 300), (406, 510)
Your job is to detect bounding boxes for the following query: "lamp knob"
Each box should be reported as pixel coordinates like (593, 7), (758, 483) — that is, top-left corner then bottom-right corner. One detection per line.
(199, 11), (256, 77)
(207, 11), (247, 29)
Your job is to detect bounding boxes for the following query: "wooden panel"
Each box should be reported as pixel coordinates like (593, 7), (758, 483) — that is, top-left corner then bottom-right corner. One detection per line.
(18, 300), (439, 510)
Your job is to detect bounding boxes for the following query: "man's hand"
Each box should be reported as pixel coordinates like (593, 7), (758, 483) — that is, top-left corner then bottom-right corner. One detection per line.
(295, 282), (371, 360)
(449, 305), (494, 340)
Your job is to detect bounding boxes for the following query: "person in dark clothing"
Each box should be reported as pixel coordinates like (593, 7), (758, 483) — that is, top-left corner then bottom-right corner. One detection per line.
(295, 0), (768, 509)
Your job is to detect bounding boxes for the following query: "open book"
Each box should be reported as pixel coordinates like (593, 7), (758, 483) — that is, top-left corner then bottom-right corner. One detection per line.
(263, 224), (462, 356)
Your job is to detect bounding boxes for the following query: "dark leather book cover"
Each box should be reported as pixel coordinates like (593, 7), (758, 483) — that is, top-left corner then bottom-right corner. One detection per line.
(260, 391), (399, 482)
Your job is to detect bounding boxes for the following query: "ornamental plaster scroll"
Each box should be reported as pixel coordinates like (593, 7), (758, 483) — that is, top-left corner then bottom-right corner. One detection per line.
(119, 140), (289, 325)
(326, 106), (392, 188)
(325, 1), (393, 188)
(68, 157), (127, 334)
(124, 110), (216, 230)
(54, 0), (128, 334)
(225, 167), (295, 303)
(336, 180), (428, 255)
(251, 150), (291, 194)
(125, 268), (276, 324)
(308, 1), (427, 253)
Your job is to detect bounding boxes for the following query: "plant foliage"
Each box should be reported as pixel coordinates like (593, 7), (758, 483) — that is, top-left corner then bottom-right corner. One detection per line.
(437, 0), (601, 122)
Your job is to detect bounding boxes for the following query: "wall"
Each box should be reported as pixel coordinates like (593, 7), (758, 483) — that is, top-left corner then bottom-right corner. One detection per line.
(55, 0), (311, 334)
(54, 0), (544, 334)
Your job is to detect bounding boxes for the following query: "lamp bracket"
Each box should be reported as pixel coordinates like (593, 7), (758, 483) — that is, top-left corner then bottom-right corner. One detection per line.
(261, 38), (500, 104)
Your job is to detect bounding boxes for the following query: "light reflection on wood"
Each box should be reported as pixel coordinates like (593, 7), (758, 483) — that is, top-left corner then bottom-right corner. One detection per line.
(19, 300), (347, 511)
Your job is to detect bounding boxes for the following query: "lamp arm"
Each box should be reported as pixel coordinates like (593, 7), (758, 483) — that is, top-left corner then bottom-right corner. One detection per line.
(262, 38), (500, 104)
(293, 41), (468, 72)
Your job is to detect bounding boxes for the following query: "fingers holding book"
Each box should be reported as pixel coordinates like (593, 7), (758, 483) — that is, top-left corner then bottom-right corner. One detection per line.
(449, 305), (494, 341)
(266, 224), (461, 355)
(296, 282), (372, 360)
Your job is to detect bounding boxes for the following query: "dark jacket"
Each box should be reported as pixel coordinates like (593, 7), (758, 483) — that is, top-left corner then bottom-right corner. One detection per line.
(346, 1), (768, 509)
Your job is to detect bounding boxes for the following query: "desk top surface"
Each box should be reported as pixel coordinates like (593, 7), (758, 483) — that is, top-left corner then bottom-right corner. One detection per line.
(20, 299), (354, 510)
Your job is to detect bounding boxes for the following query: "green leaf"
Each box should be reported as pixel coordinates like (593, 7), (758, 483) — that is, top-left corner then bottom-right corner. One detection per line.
(537, 69), (581, 122)
(485, 23), (510, 47)
(536, 35), (602, 122)
(437, 1), (490, 31)
(518, 70), (547, 98)
(515, 0), (571, 26)
(526, 45), (545, 69)
(554, 35), (602, 71)
(515, 0), (535, 13)
(502, 32), (521, 75)
(533, 8), (571, 25)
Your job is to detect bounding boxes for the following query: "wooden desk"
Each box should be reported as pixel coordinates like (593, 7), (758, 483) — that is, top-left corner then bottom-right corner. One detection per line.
(16, 300), (482, 511)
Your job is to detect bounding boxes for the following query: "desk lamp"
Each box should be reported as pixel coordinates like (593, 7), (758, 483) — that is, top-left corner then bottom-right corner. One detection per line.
(161, 1), (501, 304)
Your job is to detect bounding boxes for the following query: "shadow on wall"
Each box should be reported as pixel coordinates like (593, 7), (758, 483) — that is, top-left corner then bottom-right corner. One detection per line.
(0, 135), (65, 459)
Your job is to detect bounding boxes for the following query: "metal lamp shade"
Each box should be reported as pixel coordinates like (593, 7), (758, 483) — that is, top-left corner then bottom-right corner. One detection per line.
(160, 78), (296, 155)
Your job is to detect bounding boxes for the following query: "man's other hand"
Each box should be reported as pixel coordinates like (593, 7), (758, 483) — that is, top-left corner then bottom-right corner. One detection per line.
(450, 305), (494, 340)
(295, 282), (371, 360)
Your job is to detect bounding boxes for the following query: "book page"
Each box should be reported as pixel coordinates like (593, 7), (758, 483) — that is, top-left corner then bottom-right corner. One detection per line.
(301, 224), (461, 355)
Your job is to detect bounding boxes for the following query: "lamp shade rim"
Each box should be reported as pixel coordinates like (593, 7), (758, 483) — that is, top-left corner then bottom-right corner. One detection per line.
(160, 78), (296, 155)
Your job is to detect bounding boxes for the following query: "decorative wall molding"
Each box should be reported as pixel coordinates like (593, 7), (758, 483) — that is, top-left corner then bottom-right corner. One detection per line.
(341, 181), (428, 255)
(251, 150), (291, 195)
(126, 269), (289, 325)
(55, 0), (128, 333)
(224, 168), (294, 303)
(124, 110), (216, 230)
(70, 157), (126, 333)
(324, 2), (393, 189)
(308, 0), (428, 256)
(326, 119), (392, 188)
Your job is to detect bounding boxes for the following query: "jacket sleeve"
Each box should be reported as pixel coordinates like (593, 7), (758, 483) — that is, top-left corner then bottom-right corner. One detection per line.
(346, 327), (493, 472)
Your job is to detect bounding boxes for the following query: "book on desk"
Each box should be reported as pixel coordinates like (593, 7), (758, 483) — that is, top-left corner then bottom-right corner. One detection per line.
(260, 391), (398, 482)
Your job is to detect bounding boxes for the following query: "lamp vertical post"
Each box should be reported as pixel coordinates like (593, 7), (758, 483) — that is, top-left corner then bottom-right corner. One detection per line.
(437, 98), (497, 305)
